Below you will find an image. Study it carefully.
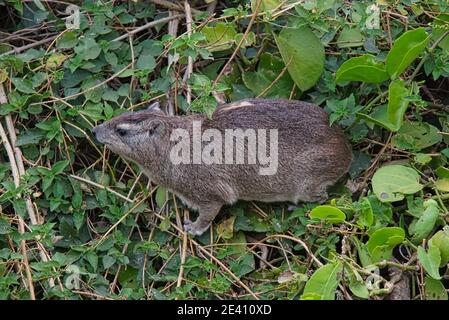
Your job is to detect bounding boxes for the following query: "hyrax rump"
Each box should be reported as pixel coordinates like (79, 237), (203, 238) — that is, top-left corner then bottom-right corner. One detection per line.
(93, 98), (353, 236)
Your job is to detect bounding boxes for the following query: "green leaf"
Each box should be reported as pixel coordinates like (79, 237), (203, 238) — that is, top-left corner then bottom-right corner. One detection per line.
(15, 128), (45, 146)
(202, 22), (238, 52)
(410, 199), (440, 244)
(301, 261), (342, 300)
(75, 38), (102, 61)
(136, 54), (156, 71)
(335, 54), (389, 84)
(367, 227), (405, 263)
(429, 228), (449, 267)
(242, 53), (294, 98)
(358, 197), (374, 227)
(56, 31), (79, 49)
(386, 28), (430, 79)
(418, 245), (441, 280)
(275, 27), (324, 91)
(425, 277), (448, 300)
(337, 27), (364, 48)
(361, 79), (411, 132)
(155, 187), (167, 208)
(372, 165), (423, 202)
(392, 121), (442, 152)
(348, 269), (369, 299)
(309, 205), (346, 223)
(11, 78), (34, 94)
(102, 255), (116, 269)
(51, 160), (70, 175)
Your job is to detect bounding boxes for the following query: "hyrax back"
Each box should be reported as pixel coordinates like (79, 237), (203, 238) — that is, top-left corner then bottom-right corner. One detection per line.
(93, 98), (353, 236)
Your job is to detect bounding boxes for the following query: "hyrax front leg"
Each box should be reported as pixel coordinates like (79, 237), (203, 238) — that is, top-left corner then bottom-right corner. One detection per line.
(183, 202), (222, 236)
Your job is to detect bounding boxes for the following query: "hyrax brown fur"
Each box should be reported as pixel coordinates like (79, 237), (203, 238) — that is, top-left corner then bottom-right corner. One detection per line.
(93, 99), (353, 236)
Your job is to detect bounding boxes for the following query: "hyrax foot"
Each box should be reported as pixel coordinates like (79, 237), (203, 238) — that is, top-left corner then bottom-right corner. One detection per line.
(183, 219), (211, 236)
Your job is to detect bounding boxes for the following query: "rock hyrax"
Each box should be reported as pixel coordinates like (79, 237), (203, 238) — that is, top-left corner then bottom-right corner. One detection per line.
(93, 99), (353, 236)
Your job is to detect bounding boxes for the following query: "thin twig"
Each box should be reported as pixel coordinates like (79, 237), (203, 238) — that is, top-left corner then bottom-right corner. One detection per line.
(184, 0), (194, 105)
(213, 0), (263, 86)
(112, 14), (184, 43)
(0, 35), (57, 58)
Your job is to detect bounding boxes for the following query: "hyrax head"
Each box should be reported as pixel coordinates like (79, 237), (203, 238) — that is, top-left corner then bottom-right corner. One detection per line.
(93, 102), (170, 163)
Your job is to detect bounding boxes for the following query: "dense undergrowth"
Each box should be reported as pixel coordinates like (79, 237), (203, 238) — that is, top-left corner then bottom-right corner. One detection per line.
(0, 0), (449, 300)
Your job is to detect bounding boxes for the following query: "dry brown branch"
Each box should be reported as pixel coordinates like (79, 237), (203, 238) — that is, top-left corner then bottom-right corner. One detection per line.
(0, 121), (36, 299)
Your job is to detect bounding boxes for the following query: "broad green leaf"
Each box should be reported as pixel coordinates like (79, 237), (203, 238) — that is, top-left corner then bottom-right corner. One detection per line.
(429, 228), (449, 266)
(155, 187), (167, 208)
(425, 277), (448, 300)
(358, 197), (374, 227)
(202, 22), (238, 52)
(300, 293), (322, 300)
(372, 165), (423, 202)
(74, 37), (102, 61)
(12, 78), (34, 94)
(367, 227), (405, 263)
(102, 255), (116, 269)
(337, 27), (364, 48)
(410, 199), (440, 244)
(348, 276), (369, 299)
(242, 53), (294, 98)
(418, 245), (441, 280)
(56, 31), (79, 49)
(353, 237), (372, 267)
(386, 28), (430, 79)
(436, 166), (449, 179)
(389, 79), (411, 129)
(392, 121), (442, 151)
(15, 128), (45, 146)
(301, 261), (342, 300)
(310, 205), (346, 223)
(335, 54), (389, 84)
(360, 80), (411, 131)
(136, 53), (156, 71)
(51, 160), (70, 175)
(275, 27), (324, 91)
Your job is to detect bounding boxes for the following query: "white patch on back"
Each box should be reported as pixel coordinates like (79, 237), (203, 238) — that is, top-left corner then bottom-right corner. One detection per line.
(218, 101), (254, 112)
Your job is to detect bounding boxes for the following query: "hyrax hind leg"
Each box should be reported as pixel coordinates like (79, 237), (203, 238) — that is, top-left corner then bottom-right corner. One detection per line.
(298, 180), (333, 204)
(183, 202), (222, 236)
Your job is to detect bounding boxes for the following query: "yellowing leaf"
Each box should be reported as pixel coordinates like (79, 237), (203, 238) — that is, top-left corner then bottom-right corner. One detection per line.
(46, 53), (67, 69)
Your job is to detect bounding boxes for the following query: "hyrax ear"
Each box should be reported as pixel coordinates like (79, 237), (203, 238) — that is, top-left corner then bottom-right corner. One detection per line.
(148, 119), (165, 136)
(147, 101), (164, 115)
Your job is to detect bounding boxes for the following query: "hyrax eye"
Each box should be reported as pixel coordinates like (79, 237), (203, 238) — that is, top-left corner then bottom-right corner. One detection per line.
(116, 128), (127, 137)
